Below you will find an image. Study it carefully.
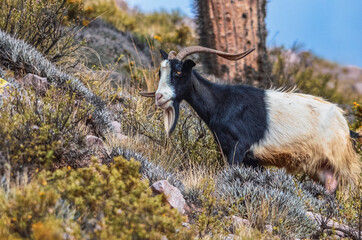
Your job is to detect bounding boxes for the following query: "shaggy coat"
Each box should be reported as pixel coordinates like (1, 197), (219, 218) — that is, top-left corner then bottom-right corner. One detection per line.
(150, 52), (361, 192)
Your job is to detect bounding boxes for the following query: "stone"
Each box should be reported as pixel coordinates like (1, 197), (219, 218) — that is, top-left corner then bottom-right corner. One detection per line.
(22, 74), (48, 94)
(151, 180), (186, 214)
(85, 135), (105, 149)
(110, 121), (128, 142)
(265, 224), (273, 233)
(115, 133), (128, 142)
(224, 234), (242, 240)
(110, 121), (122, 134)
(232, 216), (250, 228)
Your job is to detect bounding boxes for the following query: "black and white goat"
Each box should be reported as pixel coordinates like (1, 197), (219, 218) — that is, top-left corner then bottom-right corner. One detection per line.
(140, 46), (361, 193)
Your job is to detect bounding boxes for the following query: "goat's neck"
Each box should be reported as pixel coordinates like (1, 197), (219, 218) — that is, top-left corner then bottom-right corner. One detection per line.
(184, 71), (220, 125)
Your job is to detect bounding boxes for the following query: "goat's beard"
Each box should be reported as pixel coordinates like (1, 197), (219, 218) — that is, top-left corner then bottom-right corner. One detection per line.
(163, 101), (179, 137)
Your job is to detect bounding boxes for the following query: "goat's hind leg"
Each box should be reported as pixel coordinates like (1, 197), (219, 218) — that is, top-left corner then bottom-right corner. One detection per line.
(320, 168), (338, 194)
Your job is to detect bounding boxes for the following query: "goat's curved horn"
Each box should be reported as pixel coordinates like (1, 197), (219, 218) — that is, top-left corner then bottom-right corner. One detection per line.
(168, 51), (177, 59)
(175, 46), (256, 61)
(139, 91), (156, 97)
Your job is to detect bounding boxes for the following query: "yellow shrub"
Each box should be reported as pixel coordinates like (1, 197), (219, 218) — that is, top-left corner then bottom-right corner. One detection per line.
(0, 175), (80, 239)
(47, 156), (193, 239)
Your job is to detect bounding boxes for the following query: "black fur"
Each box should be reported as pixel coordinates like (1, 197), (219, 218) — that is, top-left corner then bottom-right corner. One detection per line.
(350, 130), (360, 139)
(167, 58), (268, 166)
(160, 49), (168, 60)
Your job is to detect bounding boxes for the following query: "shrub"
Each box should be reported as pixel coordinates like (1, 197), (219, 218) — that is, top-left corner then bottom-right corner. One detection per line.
(351, 102), (362, 132)
(0, 172), (80, 240)
(0, 87), (93, 174)
(215, 166), (322, 238)
(111, 147), (185, 191)
(0, 29), (114, 135)
(0, 0), (83, 62)
(74, 19), (151, 70)
(83, 0), (195, 47)
(47, 156), (192, 239)
(192, 179), (231, 238)
(271, 47), (346, 103)
(0, 156), (193, 239)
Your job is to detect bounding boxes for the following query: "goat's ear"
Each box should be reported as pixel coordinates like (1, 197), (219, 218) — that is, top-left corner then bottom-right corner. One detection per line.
(182, 59), (196, 71)
(160, 49), (168, 60)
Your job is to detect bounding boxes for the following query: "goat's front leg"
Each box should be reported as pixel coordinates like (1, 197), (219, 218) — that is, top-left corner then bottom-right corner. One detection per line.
(227, 142), (261, 168)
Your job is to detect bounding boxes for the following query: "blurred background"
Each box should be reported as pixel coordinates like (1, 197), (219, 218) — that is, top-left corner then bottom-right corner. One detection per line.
(128, 0), (362, 67)
(126, 0), (362, 101)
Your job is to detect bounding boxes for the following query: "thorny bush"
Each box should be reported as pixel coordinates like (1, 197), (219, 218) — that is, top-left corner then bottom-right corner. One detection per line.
(0, 0), (84, 62)
(0, 86), (93, 175)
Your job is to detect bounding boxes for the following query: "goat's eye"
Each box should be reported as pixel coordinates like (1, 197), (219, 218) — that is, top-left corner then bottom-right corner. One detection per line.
(175, 71), (182, 76)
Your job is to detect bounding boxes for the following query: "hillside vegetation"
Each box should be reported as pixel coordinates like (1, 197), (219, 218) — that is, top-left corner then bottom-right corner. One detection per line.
(0, 1), (361, 239)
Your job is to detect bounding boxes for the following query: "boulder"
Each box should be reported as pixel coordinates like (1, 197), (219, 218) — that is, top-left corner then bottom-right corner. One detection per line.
(151, 180), (187, 214)
(110, 121), (128, 142)
(85, 135), (105, 149)
(22, 74), (48, 94)
(110, 121), (122, 134)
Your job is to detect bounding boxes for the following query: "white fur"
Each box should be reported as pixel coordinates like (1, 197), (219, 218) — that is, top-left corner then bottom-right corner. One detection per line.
(156, 60), (176, 136)
(250, 90), (360, 186)
(156, 60), (174, 106)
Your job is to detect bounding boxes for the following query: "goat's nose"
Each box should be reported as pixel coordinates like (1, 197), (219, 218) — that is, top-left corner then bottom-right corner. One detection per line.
(156, 93), (163, 101)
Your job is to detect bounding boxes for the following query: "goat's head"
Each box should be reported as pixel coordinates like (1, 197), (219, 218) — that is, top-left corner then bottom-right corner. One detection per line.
(140, 46), (255, 137)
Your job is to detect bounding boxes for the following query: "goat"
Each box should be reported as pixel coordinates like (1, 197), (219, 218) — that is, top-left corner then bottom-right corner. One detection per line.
(140, 46), (361, 193)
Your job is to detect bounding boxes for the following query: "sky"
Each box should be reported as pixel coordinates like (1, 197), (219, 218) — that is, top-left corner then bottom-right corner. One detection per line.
(126, 0), (362, 67)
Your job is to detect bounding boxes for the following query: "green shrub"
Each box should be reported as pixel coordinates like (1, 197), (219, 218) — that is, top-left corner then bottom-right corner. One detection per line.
(0, 29), (115, 135)
(0, 0), (83, 62)
(0, 157), (193, 239)
(0, 87), (93, 173)
(47, 156), (192, 239)
(111, 147), (185, 191)
(193, 179), (230, 238)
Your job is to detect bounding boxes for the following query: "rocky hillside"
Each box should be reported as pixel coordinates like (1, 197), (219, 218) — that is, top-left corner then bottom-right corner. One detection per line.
(270, 48), (362, 95)
(0, 0), (361, 239)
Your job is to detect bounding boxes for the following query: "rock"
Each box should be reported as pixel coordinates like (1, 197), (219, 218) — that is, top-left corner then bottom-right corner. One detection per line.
(224, 234), (242, 240)
(110, 121), (128, 142)
(110, 121), (122, 134)
(85, 135), (105, 149)
(115, 133), (128, 142)
(151, 180), (186, 214)
(232, 216), (250, 228)
(22, 74), (48, 94)
(265, 224), (273, 233)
